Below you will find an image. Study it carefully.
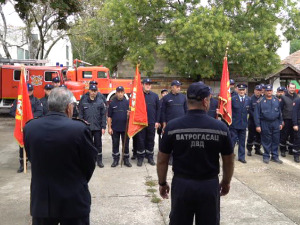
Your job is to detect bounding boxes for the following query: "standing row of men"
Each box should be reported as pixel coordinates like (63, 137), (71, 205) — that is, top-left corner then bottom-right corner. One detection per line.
(229, 80), (300, 164)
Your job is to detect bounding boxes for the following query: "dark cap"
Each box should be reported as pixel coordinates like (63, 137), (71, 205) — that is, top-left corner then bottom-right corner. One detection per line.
(142, 78), (152, 84)
(265, 84), (273, 91)
(44, 84), (54, 90)
(59, 84), (67, 88)
(255, 85), (262, 91)
(230, 79), (235, 85)
(116, 86), (124, 92)
(52, 77), (60, 83)
(171, 80), (182, 86)
(187, 82), (210, 101)
(89, 80), (98, 85)
(237, 83), (247, 90)
(27, 83), (33, 91)
(89, 84), (98, 91)
(260, 83), (265, 89)
(277, 86), (285, 92)
(161, 89), (168, 94)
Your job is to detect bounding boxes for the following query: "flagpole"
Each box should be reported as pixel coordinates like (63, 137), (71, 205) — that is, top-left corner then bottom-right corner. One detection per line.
(23, 148), (27, 173)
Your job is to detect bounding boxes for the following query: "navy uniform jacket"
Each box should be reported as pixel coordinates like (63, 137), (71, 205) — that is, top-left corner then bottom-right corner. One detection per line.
(108, 98), (129, 132)
(144, 91), (160, 124)
(79, 95), (106, 131)
(254, 96), (283, 127)
(231, 90), (237, 97)
(230, 95), (250, 130)
(280, 93), (299, 120)
(208, 97), (218, 118)
(24, 112), (97, 218)
(292, 98), (300, 126)
(161, 110), (233, 179)
(161, 92), (187, 123)
(40, 95), (49, 116)
(249, 94), (261, 120)
(10, 95), (43, 118)
(79, 92), (107, 106)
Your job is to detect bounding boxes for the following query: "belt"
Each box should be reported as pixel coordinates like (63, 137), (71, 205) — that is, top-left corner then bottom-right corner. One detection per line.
(174, 173), (218, 181)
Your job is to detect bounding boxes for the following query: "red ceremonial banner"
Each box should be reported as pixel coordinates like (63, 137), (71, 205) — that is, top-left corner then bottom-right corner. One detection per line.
(127, 66), (148, 138)
(14, 66), (33, 146)
(218, 57), (232, 125)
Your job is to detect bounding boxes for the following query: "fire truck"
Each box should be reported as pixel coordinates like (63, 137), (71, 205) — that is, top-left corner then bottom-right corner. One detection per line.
(66, 59), (133, 100)
(0, 59), (85, 109)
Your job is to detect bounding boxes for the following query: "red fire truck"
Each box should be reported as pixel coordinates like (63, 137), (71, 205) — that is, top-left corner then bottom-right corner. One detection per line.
(0, 59), (85, 109)
(66, 59), (133, 100)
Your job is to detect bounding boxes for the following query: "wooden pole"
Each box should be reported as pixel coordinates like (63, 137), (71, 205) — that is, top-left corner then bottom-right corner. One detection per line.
(23, 148), (27, 174)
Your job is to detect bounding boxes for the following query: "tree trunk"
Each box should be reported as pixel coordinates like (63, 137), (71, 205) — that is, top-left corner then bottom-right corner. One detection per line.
(0, 5), (11, 59)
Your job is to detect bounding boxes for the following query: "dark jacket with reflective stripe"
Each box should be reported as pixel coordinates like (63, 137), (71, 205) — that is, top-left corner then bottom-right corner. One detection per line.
(280, 93), (299, 120)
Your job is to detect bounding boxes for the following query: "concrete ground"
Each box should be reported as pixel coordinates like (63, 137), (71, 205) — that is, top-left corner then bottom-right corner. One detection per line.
(0, 114), (299, 225)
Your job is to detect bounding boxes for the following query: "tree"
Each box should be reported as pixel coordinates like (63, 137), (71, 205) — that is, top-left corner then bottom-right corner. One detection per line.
(290, 39), (300, 54)
(0, 4), (11, 58)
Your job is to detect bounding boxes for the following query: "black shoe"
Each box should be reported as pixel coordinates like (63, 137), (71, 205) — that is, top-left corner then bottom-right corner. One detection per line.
(281, 151), (286, 157)
(288, 150), (294, 155)
(247, 151), (252, 156)
(271, 158), (283, 164)
(255, 149), (263, 155)
(131, 154), (137, 160)
(137, 158), (143, 167)
(263, 158), (269, 164)
(97, 160), (104, 168)
(294, 156), (300, 163)
(123, 158), (132, 167)
(111, 159), (119, 167)
(148, 158), (156, 166)
(17, 165), (24, 173)
(238, 159), (247, 164)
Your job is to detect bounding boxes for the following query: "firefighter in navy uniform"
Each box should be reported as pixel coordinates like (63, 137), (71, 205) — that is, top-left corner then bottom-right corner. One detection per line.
(207, 87), (218, 118)
(157, 82), (234, 225)
(10, 83), (43, 173)
(79, 80), (107, 106)
(292, 98), (300, 163)
(230, 84), (250, 163)
(79, 84), (106, 168)
(279, 83), (299, 157)
(107, 86), (132, 167)
(230, 79), (237, 97)
(52, 76), (60, 87)
(276, 86), (285, 101)
(254, 84), (283, 164)
(246, 85), (263, 156)
(161, 80), (188, 165)
(136, 78), (160, 166)
(24, 87), (97, 225)
(157, 89), (169, 150)
(40, 84), (54, 116)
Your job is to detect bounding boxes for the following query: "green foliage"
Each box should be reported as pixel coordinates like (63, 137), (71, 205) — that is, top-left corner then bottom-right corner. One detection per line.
(290, 39), (300, 54)
(69, 0), (300, 78)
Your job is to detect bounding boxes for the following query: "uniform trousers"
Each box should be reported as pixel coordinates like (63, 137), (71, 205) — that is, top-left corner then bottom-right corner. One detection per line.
(292, 122), (300, 157)
(230, 128), (246, 161)
(136, 123), (155, 159)
(32, 216), (89, 225)
(246, 118), (261, 151)
(111, 131), (129, 160)
(260, 120), (280, 160)
(169, 176), (220, 225)
(91, 130), (102, 159)
(280, 119), (294, 153)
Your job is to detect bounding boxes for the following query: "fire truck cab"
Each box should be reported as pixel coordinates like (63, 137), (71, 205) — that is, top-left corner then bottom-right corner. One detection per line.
(0, 62), (85, 109)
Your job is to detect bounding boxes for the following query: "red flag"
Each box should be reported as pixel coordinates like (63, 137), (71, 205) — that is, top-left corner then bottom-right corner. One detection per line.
(127, 66), (148, 138)
(14, 66), (33, 147)
(218, 57), (232, 125)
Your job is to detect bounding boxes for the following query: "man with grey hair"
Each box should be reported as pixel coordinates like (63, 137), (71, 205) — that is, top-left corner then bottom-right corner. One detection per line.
(24, 87), (97, 225)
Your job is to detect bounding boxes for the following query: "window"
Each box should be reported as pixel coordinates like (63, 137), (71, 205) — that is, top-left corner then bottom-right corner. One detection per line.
(17, 47), (24, 60)
(14, 70), (29, 81)
(97, 71), (107, 78)
(45, 71), (59, 82)
(66, 46), (69, 60)
(83, 71), (92, 78)
(62, 70), (67, 81)
(25, 50), (29, 59)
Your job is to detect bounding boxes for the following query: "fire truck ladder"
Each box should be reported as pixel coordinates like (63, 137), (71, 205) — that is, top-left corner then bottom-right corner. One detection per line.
(0, 59), (48, 65)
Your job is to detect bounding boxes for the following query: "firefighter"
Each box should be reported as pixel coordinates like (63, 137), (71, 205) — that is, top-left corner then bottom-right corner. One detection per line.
(52, 77), (60, 87)
(161, 80), (188, 165)
(79, 84), (106, 168)
(279, 83), (299, 157)
(40, 84), (54, 116)
(246, 85), (263, 156)
(230, 79), (237, 97)
(107, 86), (132, 167)
(276, 86), (285, 101)
(208, 87), (218, 118)
(136, 78), (160, 166)
(10, 83), (43, 173)
(157, 89), (169, 150)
